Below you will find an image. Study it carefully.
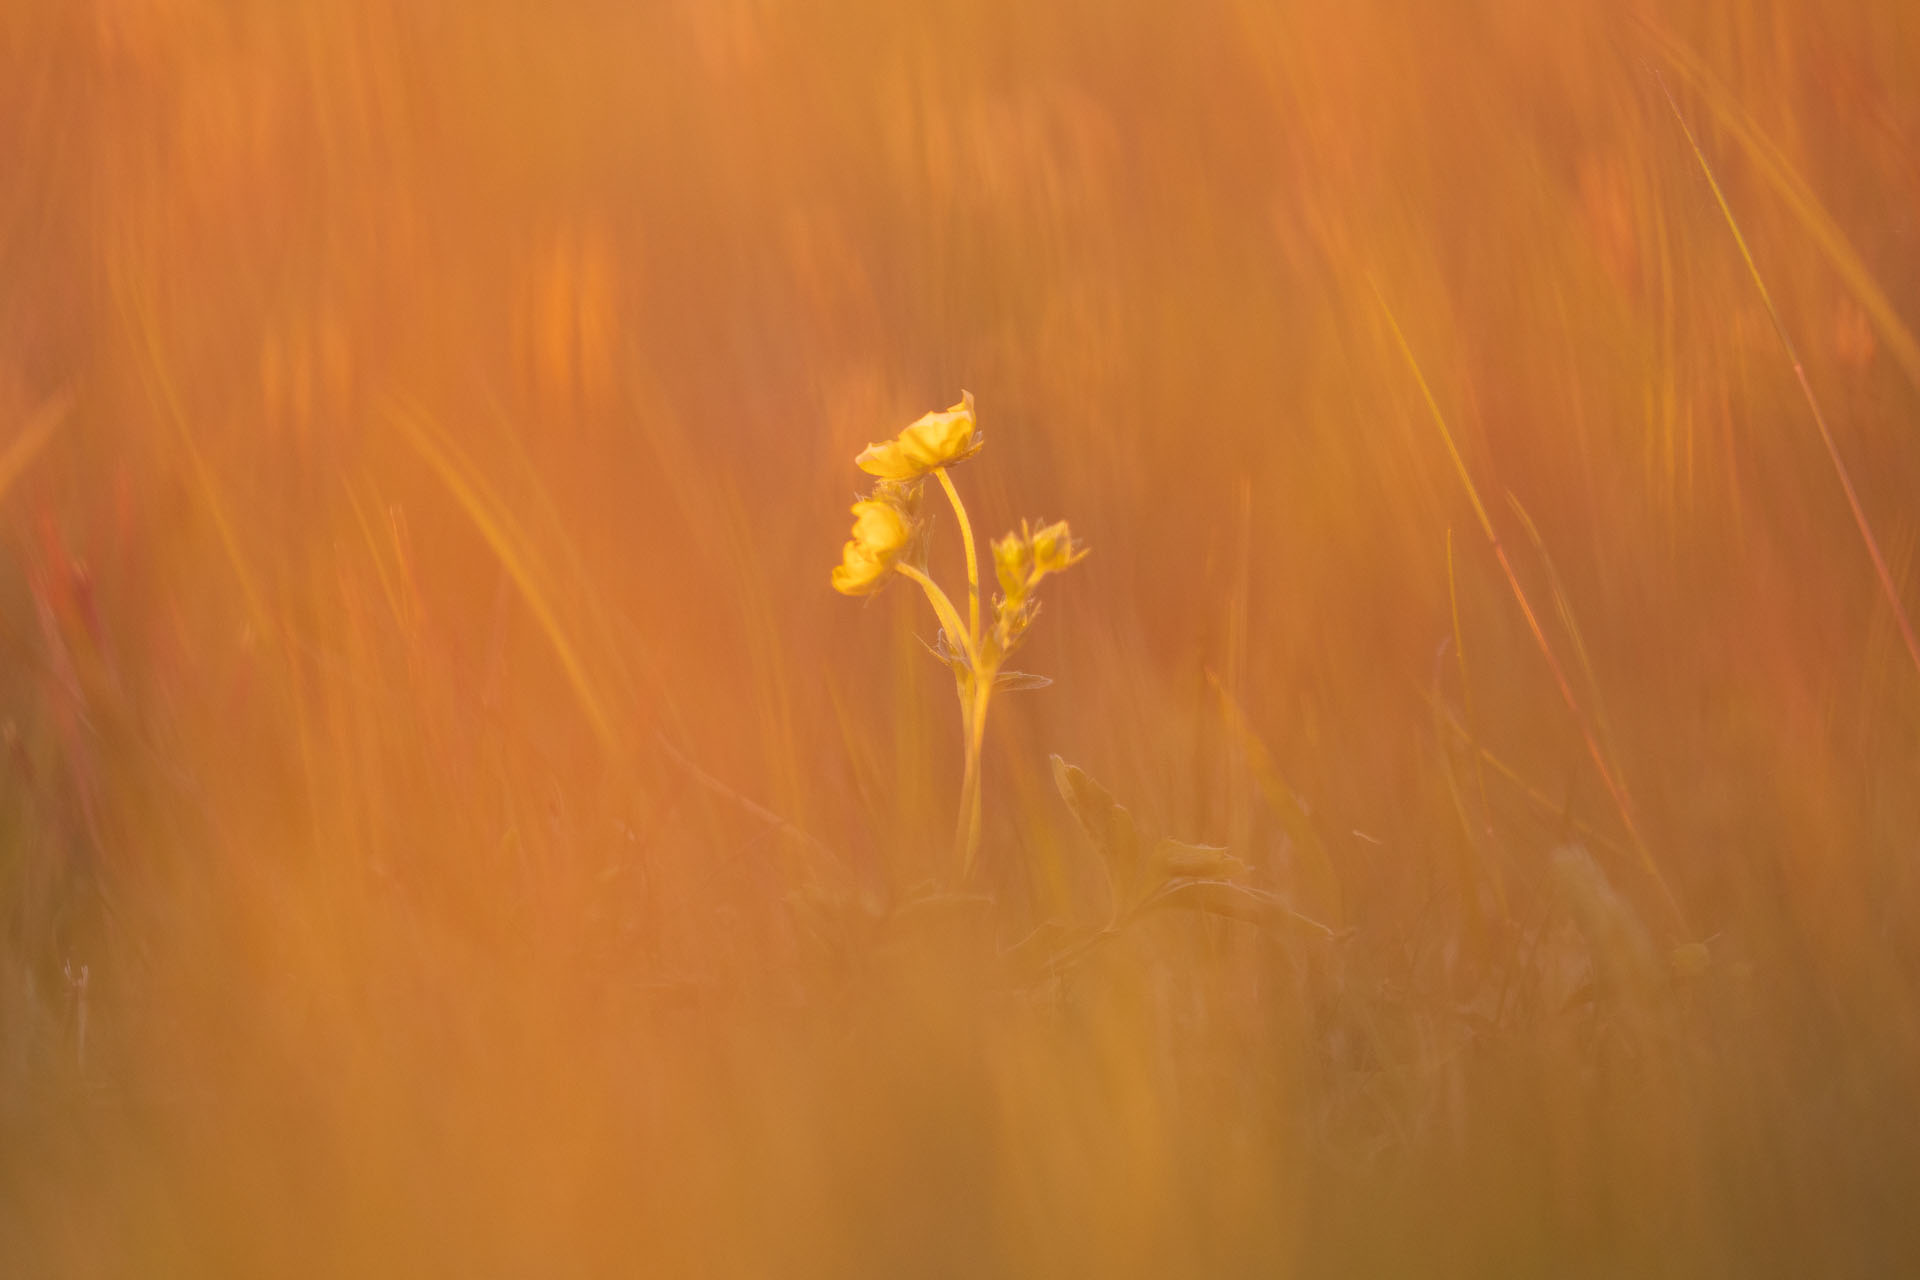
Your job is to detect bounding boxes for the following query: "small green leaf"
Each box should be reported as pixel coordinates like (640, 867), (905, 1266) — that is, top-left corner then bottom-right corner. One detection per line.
(1151, 837), (1248, 882)
(1135, 878), (1340, 936)
(1050, 755), (1142, 904)
(919, 630), (970, 676)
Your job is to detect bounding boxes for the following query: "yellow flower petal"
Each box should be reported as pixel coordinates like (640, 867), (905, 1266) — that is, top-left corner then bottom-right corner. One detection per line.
(855, 391), (981, 478)
(832, 496), (916, 595)
(850, 499), (911, 556)
(831, 540), (889, 595)
(853, 438), (918, 480)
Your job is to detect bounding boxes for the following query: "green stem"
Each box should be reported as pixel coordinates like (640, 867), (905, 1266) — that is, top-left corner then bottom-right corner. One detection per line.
(898, 481), (993, 884)
(954, 666), (996, 882)
(896, 563), (976, 671)
(933, 466), (980, 649)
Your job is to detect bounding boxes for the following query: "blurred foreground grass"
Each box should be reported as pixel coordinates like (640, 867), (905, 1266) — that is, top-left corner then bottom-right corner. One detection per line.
(3, 0), (1920, 1273)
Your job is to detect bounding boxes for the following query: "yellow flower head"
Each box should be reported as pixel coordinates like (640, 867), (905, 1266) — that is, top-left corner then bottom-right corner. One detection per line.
(855, 391), (981, 480)
(831, 498), (913, 596)
(850, 499), (912, 556)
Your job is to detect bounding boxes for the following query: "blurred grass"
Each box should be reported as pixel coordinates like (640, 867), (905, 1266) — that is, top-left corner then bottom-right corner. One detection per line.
(4, 0), (1920, 1273)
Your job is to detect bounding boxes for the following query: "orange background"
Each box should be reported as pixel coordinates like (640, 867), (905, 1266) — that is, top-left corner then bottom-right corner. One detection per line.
(3, 1), (1918, 1272)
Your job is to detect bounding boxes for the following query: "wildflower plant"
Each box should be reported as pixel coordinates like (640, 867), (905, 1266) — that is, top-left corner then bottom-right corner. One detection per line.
(833, 392), (1086, 880)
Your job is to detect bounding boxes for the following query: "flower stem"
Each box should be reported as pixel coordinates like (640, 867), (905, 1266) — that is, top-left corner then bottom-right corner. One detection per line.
(955, 668), (995, 881)
(900, 482), (993, 885)
(896, 563), (976, 671)
(933, 466), (980, 649)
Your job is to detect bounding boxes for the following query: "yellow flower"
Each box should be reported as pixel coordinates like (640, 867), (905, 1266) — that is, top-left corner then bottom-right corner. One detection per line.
(831, 498), (913, 595)
(850, 499), (911, 556)
(832, 542), (889, 595)
(856, 391), (981, 479)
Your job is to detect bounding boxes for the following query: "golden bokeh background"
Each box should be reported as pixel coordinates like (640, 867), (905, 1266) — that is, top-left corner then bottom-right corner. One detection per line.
(4, 0), (1919, 1273)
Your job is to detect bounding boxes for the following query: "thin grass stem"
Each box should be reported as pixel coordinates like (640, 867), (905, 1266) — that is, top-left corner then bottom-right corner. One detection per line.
(1371, 281), (1688, 940)
(1658, 74), (1920, 683)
